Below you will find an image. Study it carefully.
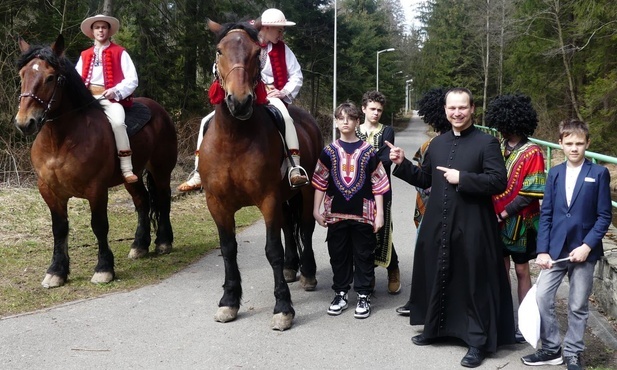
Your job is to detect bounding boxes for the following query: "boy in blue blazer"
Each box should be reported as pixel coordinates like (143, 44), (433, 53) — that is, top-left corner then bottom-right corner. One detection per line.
(521, 120), (612, 370)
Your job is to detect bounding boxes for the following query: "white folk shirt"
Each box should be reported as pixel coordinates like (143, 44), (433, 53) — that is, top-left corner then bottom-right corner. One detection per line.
(75, 42), (138, 101)
(260, 42), (303, 104)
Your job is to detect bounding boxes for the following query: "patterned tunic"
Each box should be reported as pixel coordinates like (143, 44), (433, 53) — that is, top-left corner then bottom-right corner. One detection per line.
(493, 140), (546, 253)
(312, 140), (390, 227)
(356, 124), (395, 266)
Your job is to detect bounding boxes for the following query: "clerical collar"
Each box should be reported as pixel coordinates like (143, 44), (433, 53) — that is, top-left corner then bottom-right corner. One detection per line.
(452, 124), (475, 137)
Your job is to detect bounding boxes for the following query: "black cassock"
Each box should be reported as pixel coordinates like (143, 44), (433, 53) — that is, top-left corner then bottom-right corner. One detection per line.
(393, 125), (515, 353)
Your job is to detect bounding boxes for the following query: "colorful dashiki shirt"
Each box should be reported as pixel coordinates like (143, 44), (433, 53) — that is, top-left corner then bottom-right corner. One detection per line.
(312, 140), (390, 227)
(412, 137), (434, 229)
(493, 140), (546, 253)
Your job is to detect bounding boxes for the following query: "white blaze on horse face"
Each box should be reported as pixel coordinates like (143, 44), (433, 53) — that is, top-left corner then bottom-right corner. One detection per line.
(32, 63), (39, 71)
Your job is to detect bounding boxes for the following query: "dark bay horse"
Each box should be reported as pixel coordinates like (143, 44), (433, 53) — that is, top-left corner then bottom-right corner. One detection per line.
(202, 20), (323, 330)
(15, 35), (177, 288)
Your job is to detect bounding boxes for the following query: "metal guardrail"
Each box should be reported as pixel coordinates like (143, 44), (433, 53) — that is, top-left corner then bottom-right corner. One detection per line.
(477, 125), (617, 209)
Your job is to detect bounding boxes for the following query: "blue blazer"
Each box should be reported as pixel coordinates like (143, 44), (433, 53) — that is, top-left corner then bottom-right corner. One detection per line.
(537, 159), (612, 263)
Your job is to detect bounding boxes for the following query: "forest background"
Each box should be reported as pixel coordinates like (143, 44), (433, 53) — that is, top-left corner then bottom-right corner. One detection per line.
(1, 0), (617, 185)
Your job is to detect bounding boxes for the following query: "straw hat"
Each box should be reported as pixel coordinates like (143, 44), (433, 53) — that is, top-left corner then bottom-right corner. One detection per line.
(80, 14), (120, 39)
(260, 8), (295, 27)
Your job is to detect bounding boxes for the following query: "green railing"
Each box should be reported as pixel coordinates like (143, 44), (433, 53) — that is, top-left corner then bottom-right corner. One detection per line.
(477, 125), (617, 209)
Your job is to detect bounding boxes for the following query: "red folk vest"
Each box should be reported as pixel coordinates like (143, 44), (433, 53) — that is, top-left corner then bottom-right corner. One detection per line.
(268, 41), (288, 91)
(80, 42), (133, 107)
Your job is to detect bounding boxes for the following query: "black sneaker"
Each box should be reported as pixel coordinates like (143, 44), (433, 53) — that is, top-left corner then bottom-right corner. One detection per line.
(564, 355), (582, 370)
(354, 294), (371, 319)
(521, 348), (563, 366)
(327, 291), (348, 316)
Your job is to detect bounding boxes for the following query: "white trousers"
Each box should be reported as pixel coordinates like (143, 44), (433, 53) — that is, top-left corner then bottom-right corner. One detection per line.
(97, 97), (133, 173)
(98, 97), (131, 153)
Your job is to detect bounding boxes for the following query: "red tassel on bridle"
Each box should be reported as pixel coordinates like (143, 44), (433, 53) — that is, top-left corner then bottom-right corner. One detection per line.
(209, 79), (268, 106)
(208, 80), (225, 105)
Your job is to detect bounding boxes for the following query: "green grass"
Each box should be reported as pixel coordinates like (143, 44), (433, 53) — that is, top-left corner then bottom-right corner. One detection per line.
(0, 187), (261, 317)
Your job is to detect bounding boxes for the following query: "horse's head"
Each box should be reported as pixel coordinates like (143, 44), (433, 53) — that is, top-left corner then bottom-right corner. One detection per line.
(14, 35), (68, 135)
(208, 20), (261, 120)
(15, 34), (96, 135)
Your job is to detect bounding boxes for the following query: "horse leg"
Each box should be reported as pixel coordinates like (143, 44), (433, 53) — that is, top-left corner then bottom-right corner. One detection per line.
(89, 195), (115, 284)
(282, 200), (299, 282)
(298, 188), (317, 291)
(262, 197), (295, 331)
(208, 197), (242, 323)
(39, 185), (70, 288)
(147, 171), (174, 254)
(123, 180), (152, 259)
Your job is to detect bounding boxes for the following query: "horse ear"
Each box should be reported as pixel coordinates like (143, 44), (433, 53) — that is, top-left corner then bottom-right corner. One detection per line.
(253, 18), (262, 30)
(207, 19), (221, 33)
(51, 34), (65, 56)
(18, 36), (30, 53)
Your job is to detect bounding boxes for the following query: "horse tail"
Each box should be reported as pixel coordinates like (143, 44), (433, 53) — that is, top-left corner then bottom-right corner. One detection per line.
(144, 170), (160, 231)
(285, 192), (304, 261)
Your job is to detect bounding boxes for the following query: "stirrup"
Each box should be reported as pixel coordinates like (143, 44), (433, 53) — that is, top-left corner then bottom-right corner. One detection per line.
(288, 165), (309, 189)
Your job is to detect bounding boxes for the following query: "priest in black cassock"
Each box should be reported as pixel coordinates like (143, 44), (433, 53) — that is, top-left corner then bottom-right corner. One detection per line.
(387, 87), (515, 368)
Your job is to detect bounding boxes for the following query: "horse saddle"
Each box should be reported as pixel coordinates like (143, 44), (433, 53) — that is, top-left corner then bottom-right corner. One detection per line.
(264, 104), (286, 136)
(125, 101), (151, 137)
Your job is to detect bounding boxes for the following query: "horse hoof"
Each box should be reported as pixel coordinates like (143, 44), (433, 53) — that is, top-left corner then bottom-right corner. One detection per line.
(300, 275), (317, 291)
(214, 307), (239, 323)
(283, 268), (297, 282)
(271, 312), (293, 331)
(91, 271), (114, 284)
(41, 273), (65, 288)
(128, 248), (148, 259)
(155, 243), (172, 255)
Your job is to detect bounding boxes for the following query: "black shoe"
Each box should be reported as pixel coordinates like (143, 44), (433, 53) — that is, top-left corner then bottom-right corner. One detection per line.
(411, 334), (434, 346)
(521, 348), (563, 366)
(564, 355), (583, 370)
(461, 347), (486, 368)
(395, 305), (410, 316)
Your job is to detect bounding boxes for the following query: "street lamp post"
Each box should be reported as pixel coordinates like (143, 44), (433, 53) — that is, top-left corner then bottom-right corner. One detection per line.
(376, 48), (395, 91)
(405, 79), (413, 114)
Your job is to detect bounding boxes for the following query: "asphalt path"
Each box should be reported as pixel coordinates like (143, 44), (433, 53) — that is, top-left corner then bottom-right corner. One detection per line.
(1, 116), (615, 369)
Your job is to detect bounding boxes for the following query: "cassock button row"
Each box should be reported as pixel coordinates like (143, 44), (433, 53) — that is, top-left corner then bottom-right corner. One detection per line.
(566, 213), (571, 218)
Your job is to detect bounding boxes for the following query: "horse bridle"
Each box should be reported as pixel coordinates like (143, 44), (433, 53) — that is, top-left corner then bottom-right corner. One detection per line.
(18, 58), (65, 124)
(214, 29), (261, 92)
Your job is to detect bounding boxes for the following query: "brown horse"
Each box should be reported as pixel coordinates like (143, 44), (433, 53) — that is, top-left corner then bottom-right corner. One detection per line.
(15, 35), (177, 288)
(202, 20), (323, 330)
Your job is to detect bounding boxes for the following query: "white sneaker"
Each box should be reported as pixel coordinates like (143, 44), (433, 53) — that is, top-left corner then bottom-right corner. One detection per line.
(327, 291), (348, 316)
(354, 294), (371, 319)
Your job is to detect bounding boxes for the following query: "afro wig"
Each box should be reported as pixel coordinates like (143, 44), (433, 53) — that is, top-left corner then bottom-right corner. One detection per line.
(485, 94), (538, 137)
(417, 87), (451, 134)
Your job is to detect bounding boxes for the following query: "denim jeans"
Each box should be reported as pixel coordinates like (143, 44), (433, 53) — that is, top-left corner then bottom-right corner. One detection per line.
(536, 260), (596, 357)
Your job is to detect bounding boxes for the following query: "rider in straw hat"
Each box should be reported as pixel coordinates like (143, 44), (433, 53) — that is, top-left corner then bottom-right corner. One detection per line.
(76, 14), (139, 183)
(177, 8), (307, 192)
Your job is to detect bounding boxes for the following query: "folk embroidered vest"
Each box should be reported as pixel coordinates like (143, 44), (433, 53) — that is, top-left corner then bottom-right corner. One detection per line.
(80, 42), (133, 107)
(268, 41), (288, 91)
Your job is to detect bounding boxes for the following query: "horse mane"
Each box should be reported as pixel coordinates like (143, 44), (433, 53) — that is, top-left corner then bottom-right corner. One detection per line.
(214, 21), (259, 43)
(17, 44), (101, 112)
